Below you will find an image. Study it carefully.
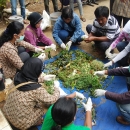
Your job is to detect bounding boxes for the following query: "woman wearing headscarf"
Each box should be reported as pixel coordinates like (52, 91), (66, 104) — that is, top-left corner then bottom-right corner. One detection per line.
(3, 57), (60, 130)
(24, 12), (56, 56)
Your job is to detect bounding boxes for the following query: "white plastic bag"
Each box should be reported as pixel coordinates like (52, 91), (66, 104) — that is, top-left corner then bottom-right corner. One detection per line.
(40, 10), (51, 30)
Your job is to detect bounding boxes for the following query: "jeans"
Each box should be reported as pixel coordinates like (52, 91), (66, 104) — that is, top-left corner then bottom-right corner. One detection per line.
(44, 0), (58, 15)
(17, 46), (30, 63)
(116, 41), (128, 52)
(10, 0), (25, 19)
(86, 24), (115, 51)
(117, 103), (130, 122)
(116, 41), (129, 66)
(58, 30), (85, 44)
(69, 0), (83, 16)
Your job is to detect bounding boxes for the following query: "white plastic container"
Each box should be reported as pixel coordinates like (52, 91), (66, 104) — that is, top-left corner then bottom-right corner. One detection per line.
(50, 12), (61, 26)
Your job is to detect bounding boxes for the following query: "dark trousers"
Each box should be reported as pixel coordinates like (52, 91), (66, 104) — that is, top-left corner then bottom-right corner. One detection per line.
(86, 24), (115, 51)
(17, 46), (30, 63)
(114, 14), (130, 27)
(44, 0), (58, 15)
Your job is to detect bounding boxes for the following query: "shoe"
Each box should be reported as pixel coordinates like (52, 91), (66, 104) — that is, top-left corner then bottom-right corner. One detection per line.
(116, 116), (130, 125)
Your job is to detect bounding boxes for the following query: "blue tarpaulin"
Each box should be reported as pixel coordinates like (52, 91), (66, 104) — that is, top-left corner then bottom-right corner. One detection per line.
(37, 46), (130, 130)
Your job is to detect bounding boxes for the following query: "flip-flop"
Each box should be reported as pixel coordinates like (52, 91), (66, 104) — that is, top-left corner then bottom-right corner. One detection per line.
(80, 17), (86, 22)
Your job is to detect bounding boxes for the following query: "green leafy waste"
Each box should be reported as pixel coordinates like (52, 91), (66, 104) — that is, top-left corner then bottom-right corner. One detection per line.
(45, 50), (105, 96)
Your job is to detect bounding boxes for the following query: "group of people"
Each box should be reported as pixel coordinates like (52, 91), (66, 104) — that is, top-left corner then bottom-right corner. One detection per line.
(0, 0), (130, 129)
(10, 0), (86, 23)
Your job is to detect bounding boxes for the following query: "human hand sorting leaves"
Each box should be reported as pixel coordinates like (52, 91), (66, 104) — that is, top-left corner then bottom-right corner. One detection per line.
(85, 36), (95, 43)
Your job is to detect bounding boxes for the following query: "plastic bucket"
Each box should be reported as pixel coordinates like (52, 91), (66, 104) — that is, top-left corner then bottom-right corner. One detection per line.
(8, 15), (23, 24)
(50, 12), (61, 26)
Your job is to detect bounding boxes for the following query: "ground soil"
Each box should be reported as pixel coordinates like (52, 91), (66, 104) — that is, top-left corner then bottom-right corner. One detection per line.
(0, 0), (111, 129)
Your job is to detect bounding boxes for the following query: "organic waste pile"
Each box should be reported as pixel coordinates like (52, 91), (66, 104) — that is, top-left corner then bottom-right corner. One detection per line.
(45, 49), (105, 96)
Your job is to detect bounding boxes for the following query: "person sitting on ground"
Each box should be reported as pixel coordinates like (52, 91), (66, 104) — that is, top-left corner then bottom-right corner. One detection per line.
(85, 6), (120, 51)
(0, 21), (44, 79)
(24, 12), (56, 56)
(41, 94), (92, 130)
(3, 57), (60, 130)
(53, 6), (85, 50)
(104, 41), (130, 68)
(105, 20), (130, 66)
(94, 56), (130, 125)
(69, 0), (86, 22)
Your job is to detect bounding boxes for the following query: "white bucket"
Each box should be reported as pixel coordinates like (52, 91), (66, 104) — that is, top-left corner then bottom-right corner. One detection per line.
(50, 12), (61, 26)
(8, 15), (23, 24)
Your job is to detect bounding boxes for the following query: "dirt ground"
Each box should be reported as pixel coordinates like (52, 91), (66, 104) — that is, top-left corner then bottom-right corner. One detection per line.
(0, 0), (110, 129)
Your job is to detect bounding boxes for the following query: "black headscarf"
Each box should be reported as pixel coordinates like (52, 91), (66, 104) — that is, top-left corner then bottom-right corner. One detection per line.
(27, 12), (43, 28)
(14, 57), (44, 91)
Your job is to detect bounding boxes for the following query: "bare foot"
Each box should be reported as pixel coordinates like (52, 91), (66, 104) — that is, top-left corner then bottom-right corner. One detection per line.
(23, 19), (29, 24)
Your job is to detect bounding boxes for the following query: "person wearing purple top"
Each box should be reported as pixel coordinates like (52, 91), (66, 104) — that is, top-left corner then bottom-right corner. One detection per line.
(24, 12), (56, 56)
(94, 56), (130, 125)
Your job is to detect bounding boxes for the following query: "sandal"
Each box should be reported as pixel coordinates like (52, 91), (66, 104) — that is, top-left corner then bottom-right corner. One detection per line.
(116, 116), (130, 125)
(80, 17), (86, 22)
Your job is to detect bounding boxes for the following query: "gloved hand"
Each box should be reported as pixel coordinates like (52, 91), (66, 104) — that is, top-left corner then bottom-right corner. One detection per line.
(81, 35), (88, 40)
(35, 47), (44, 53)
(66, 41), (72, 51)
(75, 91), (85, 99)
(45, 44), (56, 51)
(60, 43), (66, 49)
(107, 53), (118, 60)
(94, 70), (105, 76)
(94, 89), (106, 97)
(38, 53), (46, 61)
(104, 61), (113, 68)
(81, 97), (92, 111)
(43, 74), (56, 81)
(105, 46), (112, 58)
(54, 80), (67, 97)
(54, 80), (60, 88)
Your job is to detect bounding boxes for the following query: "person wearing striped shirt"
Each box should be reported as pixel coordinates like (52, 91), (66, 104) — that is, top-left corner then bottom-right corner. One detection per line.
(85, 6), (120, 51)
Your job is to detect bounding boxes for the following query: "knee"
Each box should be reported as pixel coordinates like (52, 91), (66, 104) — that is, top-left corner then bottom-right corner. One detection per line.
(19, 52), (30, 63)
(58, 30), (69, 41)
(17, 46), (26, 54)
(86, 24), (92, 34)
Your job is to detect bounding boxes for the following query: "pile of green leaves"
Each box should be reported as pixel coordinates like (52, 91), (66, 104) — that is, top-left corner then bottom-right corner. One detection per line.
(45, 50), (105, 96)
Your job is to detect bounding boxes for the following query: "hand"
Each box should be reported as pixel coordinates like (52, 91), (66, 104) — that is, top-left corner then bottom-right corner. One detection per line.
(81, 35), (88, 40)
(38, 53), (46, 61)
(35, 47), (44, 53)
(94, 89), (106, 97)
(104, 61), (113, 68)
(66, 41), (72, 51)
(107, 53), (118, 60)
(45, 44), (56, 51)
(75, 91), (85, 99)
(43, 74), (56, 81)
(54, 80), (60, 88)
(60, 43), (66, 49)
(94, 70), (105, 76)
(81, 97), (92, 111)
(105, 46), (112, 58)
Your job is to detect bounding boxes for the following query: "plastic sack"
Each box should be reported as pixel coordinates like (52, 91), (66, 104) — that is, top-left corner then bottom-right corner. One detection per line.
(40, 10), (51, 30)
